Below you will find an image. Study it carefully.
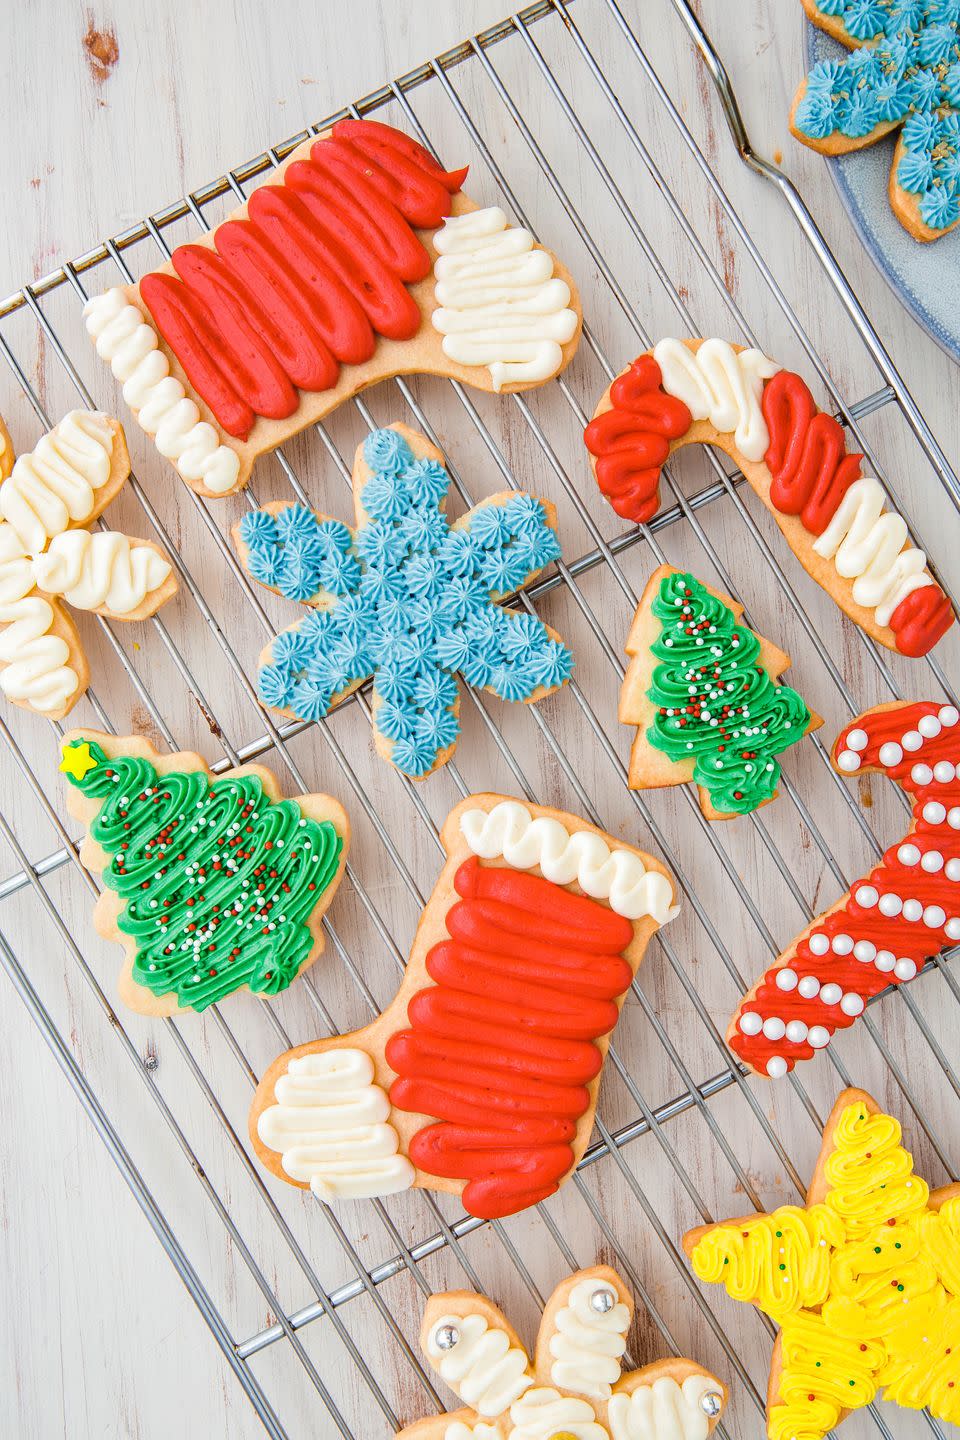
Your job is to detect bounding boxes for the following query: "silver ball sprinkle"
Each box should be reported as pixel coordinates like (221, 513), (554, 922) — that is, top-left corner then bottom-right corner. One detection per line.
(589, 1286), (616, 1314)
(433, 1323), (460, 1351)
(700, 1391), (722, 1418)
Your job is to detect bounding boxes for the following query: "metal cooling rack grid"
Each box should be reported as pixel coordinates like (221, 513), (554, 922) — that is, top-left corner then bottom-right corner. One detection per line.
(1, 2), (958, 1436)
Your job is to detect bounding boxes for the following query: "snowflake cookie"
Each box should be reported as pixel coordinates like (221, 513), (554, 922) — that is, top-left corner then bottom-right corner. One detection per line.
(235, 423), (573, 779)
(793, 0), (960, 240)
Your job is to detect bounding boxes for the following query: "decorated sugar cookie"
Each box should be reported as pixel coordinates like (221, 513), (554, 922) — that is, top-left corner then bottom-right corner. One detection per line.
(583, 339), (953, 657)
(685, 1088), (960, 1437)
(0, 410), (176, 719)
(399, 1265), (728, 1440)
(729, 699), (960, 1077)
(60, 731), (348, 1016)
(620, 566), (820, 819)
(792, 2), (960, 241)
(250, 795), (677, 1218)
(84, 118), (581, 497)
(235, 423), (573, 780)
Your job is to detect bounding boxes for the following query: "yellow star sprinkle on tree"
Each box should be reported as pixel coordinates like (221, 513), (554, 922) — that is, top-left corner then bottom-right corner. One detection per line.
(684, 1088), (960, 1439)
(58, 740), (98, 782)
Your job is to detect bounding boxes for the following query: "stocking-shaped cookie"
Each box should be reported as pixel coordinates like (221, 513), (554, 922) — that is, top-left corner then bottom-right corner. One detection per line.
(620, 565), (820, 818)
(729, 700), (960, 1077)
(400, 1265), (727, 1440)
(234, 423), (573, 780)
(0, 409), (176, 718)
(584, 339), (953, 657)
(84, 118), (581, 498)
(60, 730), (348, 1016)
(792, 2), (960, 241)
(250, 796), (678, 1218)
(685, 1088), (960, 1438)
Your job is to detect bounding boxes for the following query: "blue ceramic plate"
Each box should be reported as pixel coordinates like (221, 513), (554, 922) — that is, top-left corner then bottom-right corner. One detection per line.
(804, 20), (960, 364)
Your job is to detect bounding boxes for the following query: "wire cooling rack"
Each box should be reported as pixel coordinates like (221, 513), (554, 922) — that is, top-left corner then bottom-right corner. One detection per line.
(1, 2), (958, 1437)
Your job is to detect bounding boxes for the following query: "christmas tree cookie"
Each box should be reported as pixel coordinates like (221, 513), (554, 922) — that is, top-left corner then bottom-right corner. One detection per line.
(685, 1088), (960, 1438)
(398, 1265), (728, 1440)
(60, 731), (348, 1016)
(620, 565), (820, 819)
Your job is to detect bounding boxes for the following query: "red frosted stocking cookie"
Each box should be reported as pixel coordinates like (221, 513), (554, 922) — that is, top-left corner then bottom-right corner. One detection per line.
(584, 338), (953, 657)
(84, 119), (581, 498)
(729, 700), (960, 1077)
(399, 1265), (728, 1440)
(250, 796), (677, 1218)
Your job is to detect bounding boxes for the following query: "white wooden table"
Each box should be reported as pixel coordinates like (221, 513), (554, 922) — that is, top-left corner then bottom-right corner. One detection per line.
(1, 3), (957, 1437)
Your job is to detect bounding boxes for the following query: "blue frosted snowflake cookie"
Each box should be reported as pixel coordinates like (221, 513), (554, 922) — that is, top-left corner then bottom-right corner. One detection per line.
(234, 424), (573, 779)
(792, 0), (960, 240)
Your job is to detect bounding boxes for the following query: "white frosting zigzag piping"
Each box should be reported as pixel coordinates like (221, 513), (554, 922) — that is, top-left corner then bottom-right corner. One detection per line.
(33, 530), (171, 614)
(548, 1278), (630, 1400)
(459, 801), (679, 925)
(256, 1048), (414, 1201)
(811, 476), (933, 627)
(426, 1313), (533, 1417)
(432, 207), (577, 392)
(653, 337), (780, 462)
(83, 288), (241, 495)
(1, 409), (114, 554)
(607, 1375), (723, 1440)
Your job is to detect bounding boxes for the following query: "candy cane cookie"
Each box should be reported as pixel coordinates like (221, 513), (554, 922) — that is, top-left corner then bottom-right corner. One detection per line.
(729, 700), (960, 1078)
(84, 119), (581, 498)
(250, 795), (677, 1218)
(584, 338), (953, 657)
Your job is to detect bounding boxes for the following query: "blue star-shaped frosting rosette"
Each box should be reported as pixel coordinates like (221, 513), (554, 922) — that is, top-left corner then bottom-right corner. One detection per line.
(235, 424), (573, 778)
(792, 1), (960, 238)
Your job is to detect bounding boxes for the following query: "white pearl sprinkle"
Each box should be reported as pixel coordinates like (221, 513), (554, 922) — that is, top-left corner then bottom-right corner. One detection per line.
(949, 808), (960, 829)
(762, 1016), (786, 1041)
(831, 933), (854, 955)
(938, 705), (959, 727)
(945, 917), (960, 940)
(809, 933), (830, 956)
(820, 983), (842, 1005)
(912, 764), (933, 785)
(898, 844), (921, 866)
(921, 850), (944, 872)
(901, 731), (923, 752)
(946, 859), (960, 881)
(902, 898), (923, 922)
(875, 950), (897, 972)
(923, 801), (947, 824)
(934, 761), (956, 783)
(919, 715), (942, 738)
(808, 1025), (831, 1049)
(798, 975), (821, 999)
(766, 1056), (788, 1079)
(855, 885), (879, 909)
(894, 957), (918, 981)
(840, 992), (865, 1017)
(776, 968), (799, 991)
(739, 1011), (763, 1036)
(879, 742), (903, 768)
(786, 1020), (808, 1044)
(923, 905), (946, 929)
(837, 750), (861, 773)
(879, 893), (903, 917)
(854, 940), (877, 962)
(846, 728), (868, 751)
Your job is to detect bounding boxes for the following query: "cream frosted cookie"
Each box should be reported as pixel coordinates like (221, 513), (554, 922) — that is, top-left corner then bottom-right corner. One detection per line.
(620, 566), (821, 819)
(234, 423), (573, 780)
(728, 699), (960, 1077)
(685, 1088), (960, 1438)
(792, 1), (960, 242)
(83, 118), (581, 498)
(0, 410), (176, 719)
(399, 1265), (727, 1440)
(59, 730), (348, 1017)
(583, 338), (953, 657)
(250, 794), (678, 1218)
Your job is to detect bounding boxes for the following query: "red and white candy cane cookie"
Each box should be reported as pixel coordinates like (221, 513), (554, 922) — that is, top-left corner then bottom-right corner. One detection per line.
(729, 699), (960, 1078)
(583, 338), (953, 658)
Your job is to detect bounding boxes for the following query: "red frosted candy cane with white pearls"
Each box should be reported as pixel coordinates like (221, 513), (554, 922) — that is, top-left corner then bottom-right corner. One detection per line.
(728, 699), (960, 1078)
